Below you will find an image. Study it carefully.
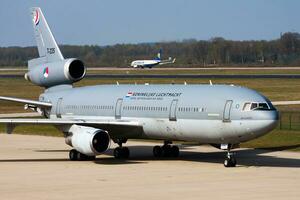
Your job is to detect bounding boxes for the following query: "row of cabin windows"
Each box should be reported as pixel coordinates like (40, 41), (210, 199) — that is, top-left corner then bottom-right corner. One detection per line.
(123, 106), (168, 112)
(64, 105), (206, 113)
(178, 107), (205, 112)
(123, 106), (205, 113)
(65, 105), (114, 110)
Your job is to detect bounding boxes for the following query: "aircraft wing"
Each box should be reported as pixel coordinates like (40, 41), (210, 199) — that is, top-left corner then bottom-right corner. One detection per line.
(159, 58), (176, 65)
(272, 101), (300, 106)
(0, 118), (143, 138)
(0, 96), (52, 108)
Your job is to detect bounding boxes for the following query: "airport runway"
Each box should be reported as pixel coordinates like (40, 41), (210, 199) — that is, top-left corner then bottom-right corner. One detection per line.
(2, 74), (300, 79)
(0, 134), (299, 200)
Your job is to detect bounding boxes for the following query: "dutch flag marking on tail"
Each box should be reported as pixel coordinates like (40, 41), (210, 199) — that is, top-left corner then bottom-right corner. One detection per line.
(33, 9), (40, 26)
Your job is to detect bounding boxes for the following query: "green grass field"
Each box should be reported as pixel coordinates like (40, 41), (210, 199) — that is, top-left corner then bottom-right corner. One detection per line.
(0, 68), (300, 151)
(3, 67), (300, 75)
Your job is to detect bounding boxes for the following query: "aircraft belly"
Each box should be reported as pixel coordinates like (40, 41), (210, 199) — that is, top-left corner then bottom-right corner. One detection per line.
(141, 118), (277, 143)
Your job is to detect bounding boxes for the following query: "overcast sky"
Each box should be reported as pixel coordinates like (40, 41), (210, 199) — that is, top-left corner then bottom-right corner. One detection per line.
(0, 0), (299, 47)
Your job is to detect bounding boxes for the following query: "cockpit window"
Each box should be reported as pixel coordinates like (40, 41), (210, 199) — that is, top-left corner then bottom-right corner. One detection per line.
(250, 103), (258, 110)
(243, 103), (251, 111)
(243, 102), (275, 111)
(257, 103), (269, 110)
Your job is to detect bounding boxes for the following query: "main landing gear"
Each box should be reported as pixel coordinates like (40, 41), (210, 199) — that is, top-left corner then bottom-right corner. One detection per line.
(113, 139), (130, 159)
(153, 141), (179, 158)
(69, 149), (96, 161)
(223, 144), (237, 167)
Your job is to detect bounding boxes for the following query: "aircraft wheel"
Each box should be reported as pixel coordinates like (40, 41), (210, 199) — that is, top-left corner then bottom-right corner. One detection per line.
(153, 146), (162, 157)
(76, 152), (88, 161)
(69, 149), (78, 161)
(170, 146), (179, 157)
(114, 147), (130, 159)
(114, 147), (122, 159)
(162, 145), (172, 157)
(224, 157), (237, 167)
(122, 147), (130, 159)
(87, 155), (96, 161)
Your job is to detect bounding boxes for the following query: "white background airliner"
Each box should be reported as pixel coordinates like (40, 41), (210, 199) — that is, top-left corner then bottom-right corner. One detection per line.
(130, 50), (176, 68)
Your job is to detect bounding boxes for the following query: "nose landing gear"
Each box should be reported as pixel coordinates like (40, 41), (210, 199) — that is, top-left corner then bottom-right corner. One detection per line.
(222, 144), (237, 167)
(224, 151), (237, 167)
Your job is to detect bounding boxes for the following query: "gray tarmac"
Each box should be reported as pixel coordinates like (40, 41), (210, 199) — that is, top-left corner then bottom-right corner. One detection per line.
(0, 134), (299, 200)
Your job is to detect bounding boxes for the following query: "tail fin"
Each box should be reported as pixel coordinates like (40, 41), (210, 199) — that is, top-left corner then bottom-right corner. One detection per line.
(30, 7), (64, 63)
(155, 49), (162, 61)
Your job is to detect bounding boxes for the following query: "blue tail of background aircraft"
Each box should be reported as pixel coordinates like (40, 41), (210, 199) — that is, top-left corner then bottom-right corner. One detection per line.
(155, 49), (162, 61)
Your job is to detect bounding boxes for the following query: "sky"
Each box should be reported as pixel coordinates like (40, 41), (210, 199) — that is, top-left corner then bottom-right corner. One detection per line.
(0, 0), (299, 47)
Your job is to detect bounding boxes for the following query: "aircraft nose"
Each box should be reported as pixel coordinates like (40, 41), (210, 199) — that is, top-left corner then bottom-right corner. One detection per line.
(257, 110), (279, 134)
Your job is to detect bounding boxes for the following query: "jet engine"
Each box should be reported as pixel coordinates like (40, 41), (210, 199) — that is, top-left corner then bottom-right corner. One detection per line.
(65, 125), (110, 156)
(25, 58), (86, 87)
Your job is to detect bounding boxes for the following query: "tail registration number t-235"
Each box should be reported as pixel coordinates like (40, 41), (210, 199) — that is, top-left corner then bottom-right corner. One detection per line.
(47, 48), (55, 54)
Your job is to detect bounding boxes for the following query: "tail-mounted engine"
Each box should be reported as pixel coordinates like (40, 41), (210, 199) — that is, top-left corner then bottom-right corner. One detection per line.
(25, 58), (86, 88)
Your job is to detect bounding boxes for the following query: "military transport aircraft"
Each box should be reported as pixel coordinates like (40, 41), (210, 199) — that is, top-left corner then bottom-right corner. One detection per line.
(130, 49), (176, 68)
(0, 7), (296, 167)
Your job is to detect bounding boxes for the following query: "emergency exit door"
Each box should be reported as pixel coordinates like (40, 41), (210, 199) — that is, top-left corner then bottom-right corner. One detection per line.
(115, 98), (123, 119)
(169, 99), (178, 121)
(223, 100), (233, 122)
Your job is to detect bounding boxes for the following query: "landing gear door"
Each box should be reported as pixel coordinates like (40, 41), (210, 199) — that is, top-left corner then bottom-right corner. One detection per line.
(56, 97), (63, 118)
(169, 99), (178, 121)
(223, 100), (233, 122)
(115, 98), (123, 119)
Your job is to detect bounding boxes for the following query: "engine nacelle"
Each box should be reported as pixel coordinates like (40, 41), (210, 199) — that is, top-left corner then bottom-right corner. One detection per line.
(65, 125), (110, 156)
(25, 58), (86, 87)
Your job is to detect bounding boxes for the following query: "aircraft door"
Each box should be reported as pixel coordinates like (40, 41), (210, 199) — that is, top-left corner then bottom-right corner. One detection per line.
(169, 99), (178, 121)
(115, 98), (123, 119)
(223, 100), (233, 122)
(56, 97), (63, 118)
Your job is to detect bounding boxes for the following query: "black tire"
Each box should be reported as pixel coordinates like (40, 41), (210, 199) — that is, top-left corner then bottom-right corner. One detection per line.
(162, 145), (172, 157)
(69, 149), (78, 161)
(224, 158), (231, 167)
(153, 146), (162, 157)
(122, 147), (130, 159)
(76, 152), (88, 161)
(224, 157), (237, 167)
(114, 147), (122, 159)
(87, 155), (96, 161)
(170, 146), (179, 157)
(230, 157), (237, 167)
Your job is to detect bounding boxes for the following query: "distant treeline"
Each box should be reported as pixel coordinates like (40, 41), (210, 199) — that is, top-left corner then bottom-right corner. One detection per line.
(1, 32), (300, 67)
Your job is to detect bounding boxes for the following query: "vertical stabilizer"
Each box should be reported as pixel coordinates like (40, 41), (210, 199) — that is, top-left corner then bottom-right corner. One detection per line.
(30, 7), (64, 63)
(155, 49), (162, 61)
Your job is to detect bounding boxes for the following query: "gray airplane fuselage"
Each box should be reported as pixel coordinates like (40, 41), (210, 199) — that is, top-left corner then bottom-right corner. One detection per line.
(41, 84), (279, 144)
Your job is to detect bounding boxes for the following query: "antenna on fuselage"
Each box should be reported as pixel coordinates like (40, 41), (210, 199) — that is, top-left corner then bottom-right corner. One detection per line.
(116, 81), (119, 85)
(184, 81), (187, 85)
(209, 80), (213, 85)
